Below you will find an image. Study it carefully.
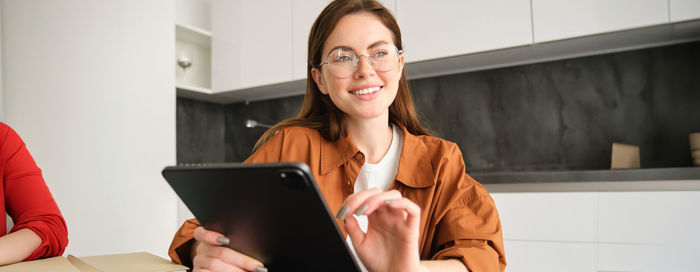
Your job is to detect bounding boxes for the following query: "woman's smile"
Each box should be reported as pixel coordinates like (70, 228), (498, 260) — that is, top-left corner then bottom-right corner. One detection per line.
(349, 85), (383, 101)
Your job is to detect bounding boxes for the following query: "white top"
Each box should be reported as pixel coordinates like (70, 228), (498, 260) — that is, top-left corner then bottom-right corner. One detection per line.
(346, 124), (404, 271)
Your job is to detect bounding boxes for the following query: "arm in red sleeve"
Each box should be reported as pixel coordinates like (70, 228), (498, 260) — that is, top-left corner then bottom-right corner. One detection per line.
(2, 123), (68, 260)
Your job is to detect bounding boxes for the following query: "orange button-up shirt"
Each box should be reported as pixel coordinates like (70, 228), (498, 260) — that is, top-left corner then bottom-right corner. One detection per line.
(168, 124), (506, 271)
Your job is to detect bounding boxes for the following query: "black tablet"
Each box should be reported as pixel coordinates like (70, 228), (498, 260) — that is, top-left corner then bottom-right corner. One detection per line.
(162, 162), (361, 271)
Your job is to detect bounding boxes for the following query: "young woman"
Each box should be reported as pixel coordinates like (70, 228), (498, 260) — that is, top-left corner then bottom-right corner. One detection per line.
(0, 122), (68, 265)
(168, 1), (506, 271)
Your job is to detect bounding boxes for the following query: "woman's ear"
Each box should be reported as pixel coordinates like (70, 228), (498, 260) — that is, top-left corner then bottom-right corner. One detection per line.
(311, 68), (329, 95)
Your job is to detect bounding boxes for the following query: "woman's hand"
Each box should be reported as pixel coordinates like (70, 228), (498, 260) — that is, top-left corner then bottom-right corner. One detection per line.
(192, 227), (267, 272)
(337, 188), (422, 272)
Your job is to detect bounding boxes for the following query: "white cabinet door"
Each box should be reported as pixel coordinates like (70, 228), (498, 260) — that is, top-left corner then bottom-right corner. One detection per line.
(597, 191), (700, 245)
(670, 0), (700, 22)
(292, 0), (329, 80)
(596, 191), (700, 271)
(505, 241), (597, 272)
(212, 0), (293, 92)
(492, 192), (598, 242)
(396, 0), (532, 63)
(532, 0), (669, 43)
(175, 0), (211, 31)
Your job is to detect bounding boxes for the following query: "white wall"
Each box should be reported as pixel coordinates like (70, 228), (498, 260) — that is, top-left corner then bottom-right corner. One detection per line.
(2, 0), (178, 257)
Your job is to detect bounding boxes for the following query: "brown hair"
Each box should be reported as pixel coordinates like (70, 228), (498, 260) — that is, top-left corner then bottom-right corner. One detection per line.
(253, 0), (432, 151)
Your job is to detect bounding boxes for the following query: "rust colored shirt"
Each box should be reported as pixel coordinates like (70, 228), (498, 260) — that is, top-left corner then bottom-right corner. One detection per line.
(168, 124), (506, 271)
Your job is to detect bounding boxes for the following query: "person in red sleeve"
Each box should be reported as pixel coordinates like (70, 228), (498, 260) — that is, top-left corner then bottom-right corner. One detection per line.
(0, 122), (68, 265)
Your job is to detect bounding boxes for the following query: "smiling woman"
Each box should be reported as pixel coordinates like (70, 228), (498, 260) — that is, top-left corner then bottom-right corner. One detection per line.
(168, 1), (506, 271)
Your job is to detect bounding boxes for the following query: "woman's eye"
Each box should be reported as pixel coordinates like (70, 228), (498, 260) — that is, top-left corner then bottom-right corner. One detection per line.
(373, 51), (388, 58)
(333, 55), (353, 63)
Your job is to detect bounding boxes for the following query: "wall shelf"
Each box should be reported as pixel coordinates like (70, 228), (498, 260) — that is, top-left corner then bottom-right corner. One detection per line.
(176, 23), (211, 47)
(175, 23), (212, 94)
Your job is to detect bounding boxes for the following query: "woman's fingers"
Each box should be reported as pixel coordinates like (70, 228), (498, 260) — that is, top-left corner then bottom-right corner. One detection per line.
(193, 227), (267, 272)
(343, 212), (365, 248)
(353, 189), (403, 217)
(198, 245), (265, 271)
(336, 187), (382, 220)
(383, 197), (421, 227)
(193, 255), (246, 272)
(341, 189), (418, 246)
(193, 227), (228, 246)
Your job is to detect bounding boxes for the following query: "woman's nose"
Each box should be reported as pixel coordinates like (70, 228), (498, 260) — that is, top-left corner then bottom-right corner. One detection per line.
(353, 55), (375, 78)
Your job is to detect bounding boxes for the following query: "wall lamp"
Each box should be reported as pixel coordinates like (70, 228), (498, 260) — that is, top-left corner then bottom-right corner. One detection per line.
(245, 119), (273, 129)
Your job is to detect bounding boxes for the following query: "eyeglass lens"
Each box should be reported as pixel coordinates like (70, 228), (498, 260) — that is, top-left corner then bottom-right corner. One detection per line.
(327, 43), (400, 78)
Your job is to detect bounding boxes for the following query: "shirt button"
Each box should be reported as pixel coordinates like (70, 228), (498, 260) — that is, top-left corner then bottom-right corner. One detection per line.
(355, 153), (364, 160)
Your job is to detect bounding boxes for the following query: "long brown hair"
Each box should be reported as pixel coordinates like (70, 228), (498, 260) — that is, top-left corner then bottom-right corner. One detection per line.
(253, 0), (432, 151)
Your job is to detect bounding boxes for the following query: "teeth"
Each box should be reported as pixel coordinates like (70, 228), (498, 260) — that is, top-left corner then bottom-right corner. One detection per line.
(350, 86), (380, 95)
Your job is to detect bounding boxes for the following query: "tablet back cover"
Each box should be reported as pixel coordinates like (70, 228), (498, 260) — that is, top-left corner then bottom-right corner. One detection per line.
(163, 162), (361, 271)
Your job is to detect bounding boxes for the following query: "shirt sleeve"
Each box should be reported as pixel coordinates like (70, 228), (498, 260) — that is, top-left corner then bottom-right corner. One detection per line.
(167, 218), (201, 267)
(430, 144), (506, 272)
(2, 124), (69, 261)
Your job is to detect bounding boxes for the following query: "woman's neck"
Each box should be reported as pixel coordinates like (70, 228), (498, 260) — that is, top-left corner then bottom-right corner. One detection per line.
(345, 115), (393, 164)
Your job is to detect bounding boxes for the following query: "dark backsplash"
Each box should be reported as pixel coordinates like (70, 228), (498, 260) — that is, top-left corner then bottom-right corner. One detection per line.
(177, 41), (700, 172)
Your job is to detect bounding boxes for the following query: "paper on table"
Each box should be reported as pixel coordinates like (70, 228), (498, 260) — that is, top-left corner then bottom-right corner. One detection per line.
(0, 252), (186, 272)
(0, 257), (81, 272)
(70, 252), (187, 272)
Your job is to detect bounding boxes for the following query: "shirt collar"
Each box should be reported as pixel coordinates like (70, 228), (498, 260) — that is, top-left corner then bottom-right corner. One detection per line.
(319, 122), (435, 189)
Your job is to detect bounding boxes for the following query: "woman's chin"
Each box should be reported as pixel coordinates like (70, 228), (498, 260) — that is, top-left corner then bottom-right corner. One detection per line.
(347, 108), (389, 121)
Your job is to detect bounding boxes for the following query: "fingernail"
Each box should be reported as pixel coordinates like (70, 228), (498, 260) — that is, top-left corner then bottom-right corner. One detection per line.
(336, 205), (349, 220)
(384, 199), (396, 204)
(354, 204), (368, 216)
(255, 266), (268, 272)
(216, 236), (230, 246)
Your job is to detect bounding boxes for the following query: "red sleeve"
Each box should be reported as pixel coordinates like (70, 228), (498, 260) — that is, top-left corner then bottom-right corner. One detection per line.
(1, 123), (68, 260)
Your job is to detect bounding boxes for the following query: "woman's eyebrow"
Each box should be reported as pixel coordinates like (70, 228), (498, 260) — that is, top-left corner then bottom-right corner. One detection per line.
(327, 40), (390, 54)
(328, 45), (354, 53)
(366, 40), (389, 49)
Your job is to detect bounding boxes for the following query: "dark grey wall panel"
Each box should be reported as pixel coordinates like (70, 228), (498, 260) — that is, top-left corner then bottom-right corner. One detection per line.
(411, 42), (700, 171)
(176, 97), (226, 163)
(225, 96), (305, 162)
(177, 41), (700, 172)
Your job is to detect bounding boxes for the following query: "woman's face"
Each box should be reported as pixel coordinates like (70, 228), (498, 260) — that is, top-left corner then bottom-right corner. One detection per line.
(312, 12), (404, 123)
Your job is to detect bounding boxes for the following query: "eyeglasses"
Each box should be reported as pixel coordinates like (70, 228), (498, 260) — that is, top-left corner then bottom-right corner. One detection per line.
(318, 42), (403, 78)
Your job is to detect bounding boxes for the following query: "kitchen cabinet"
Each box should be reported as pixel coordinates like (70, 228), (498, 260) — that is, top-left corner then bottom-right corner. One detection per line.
(201, 0), (698, 102)
(494, 192), (597, 242)
(505, 241), (597, 272)
(292, 0), (328, 80)
(212, 0), (293, 92)
(492, 189), (700, 272)
(176, 24), (211, 93)
(670, 0), (700, 22)
(396, 0), (532, 63)
(175, 0), (212, 94)
(532, 0), (668, 43)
